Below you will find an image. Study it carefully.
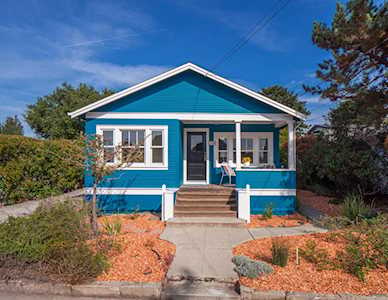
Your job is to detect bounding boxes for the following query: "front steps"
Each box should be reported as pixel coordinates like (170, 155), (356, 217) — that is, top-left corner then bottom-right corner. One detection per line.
(172, 185), (242, 224)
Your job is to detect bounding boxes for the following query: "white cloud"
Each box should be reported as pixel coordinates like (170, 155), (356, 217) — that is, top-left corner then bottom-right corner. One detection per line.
(66, 60), (169, 86)
(301, 95), (330, 104)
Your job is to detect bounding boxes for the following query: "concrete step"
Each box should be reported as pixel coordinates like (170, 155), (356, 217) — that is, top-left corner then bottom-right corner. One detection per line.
(174, 204), (237, 212)
(167, 217), (245, 227)
(162, 281), (240, 300)
(176, 198), (236, 205)
(176, 192), (236, 199)
(174, 210), (237, 218)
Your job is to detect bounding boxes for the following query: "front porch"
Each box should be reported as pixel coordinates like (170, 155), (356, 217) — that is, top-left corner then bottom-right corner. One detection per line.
(182, 116), (296, 186)
(166, 117), (297, 223)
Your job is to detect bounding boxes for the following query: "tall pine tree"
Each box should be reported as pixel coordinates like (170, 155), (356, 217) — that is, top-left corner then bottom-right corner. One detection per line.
(305, 0), (387, 135)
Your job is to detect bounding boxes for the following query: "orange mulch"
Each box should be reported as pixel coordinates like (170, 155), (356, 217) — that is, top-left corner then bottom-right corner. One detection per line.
(96, 214), (175, 282)
(233, 233), (388, 295)
(247, 213), (308, 228)
(297, 190), (341, 217)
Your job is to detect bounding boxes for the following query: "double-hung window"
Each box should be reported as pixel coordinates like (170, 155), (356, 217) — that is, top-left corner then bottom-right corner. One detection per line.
(214, 132), (273, 168)
(151, 130), (164, 164)
(259, 138), (269, 164)
(121, 130), (145, 165)
(97, 125), (168, 169)
(102, 130), (114, 163)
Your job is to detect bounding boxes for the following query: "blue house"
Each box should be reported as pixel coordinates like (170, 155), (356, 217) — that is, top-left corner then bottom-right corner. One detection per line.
(69, 63), (305, 223)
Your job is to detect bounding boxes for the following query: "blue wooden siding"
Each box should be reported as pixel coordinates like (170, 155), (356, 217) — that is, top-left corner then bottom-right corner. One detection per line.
(250, 196), (296, 215)
(85, 194), (162, 214)
(235, 170), (296, 189)
(93, 70), (283, 114)
(183, 124), (281, 184)
(85, 118), (183, 189)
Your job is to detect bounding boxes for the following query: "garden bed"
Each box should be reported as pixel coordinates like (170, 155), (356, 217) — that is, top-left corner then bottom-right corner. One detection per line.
(247, 213), (308, 228)
(233, 232), (388, 296)
(297, 190), (341, 217)
(97, 213), (175, 282)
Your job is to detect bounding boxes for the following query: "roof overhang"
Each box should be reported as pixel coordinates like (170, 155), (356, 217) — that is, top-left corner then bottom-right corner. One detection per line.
(68, 62), (307, 120)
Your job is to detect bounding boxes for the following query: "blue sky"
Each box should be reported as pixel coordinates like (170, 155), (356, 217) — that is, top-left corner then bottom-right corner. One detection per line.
(0, 0), (339, 136)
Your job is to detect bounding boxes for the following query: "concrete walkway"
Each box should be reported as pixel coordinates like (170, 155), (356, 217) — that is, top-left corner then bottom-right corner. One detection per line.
(0, 190), (84, 223)
(161, 223), (326, 282)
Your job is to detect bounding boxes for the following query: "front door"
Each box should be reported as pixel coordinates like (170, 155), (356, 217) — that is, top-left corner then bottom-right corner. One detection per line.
(187, 132), (207, 181)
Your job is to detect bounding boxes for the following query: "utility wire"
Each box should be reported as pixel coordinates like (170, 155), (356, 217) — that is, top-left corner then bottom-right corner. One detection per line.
(210, 0), (292, 73)
(192, 0), (292, 116)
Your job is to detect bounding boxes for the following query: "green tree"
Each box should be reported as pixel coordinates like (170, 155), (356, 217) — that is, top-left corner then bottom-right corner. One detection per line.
(305, 0), (387, 132)
(0, 115), (24, 135)
(25, 83), (114, 139)
(260, 85), (310, 166)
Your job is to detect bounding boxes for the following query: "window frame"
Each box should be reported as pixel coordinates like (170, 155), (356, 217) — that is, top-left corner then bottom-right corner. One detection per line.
(96, 125), (168, 170)
(214, 132), (273, 168)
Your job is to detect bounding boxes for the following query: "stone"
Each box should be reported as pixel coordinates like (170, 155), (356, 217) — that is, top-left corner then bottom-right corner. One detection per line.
(120, 282), (161, 299)
(287, 291), (340, 300)
(71, 284), (120, 297)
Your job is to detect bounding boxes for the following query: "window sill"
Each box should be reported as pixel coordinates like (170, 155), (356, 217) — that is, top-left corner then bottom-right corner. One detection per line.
(235, 168), (296, 172)
(117, 167), (168, 170)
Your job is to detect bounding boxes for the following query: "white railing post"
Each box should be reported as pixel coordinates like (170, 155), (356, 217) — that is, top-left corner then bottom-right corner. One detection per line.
(235, 121), (242, 169)
(161, 184), (174, 221)
(238, 184), (251, 223)
(288, 121), (296, 169)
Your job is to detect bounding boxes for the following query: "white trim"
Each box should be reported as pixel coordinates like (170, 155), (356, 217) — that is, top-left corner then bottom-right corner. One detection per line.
(69, 63), (306, 120)
(183, 128), (210, 184)
(96, 125), (168, 169)
(287, 121), (296, 170)
(85, 112), (293, 122)
(214, 132), (274, 168)
(236, 168), (296, 171)
(84, 187), (178, 195)
(235, 188), (296, 196)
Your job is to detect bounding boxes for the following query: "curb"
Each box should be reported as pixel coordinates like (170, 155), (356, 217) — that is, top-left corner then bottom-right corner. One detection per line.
(0, 279), (162, 299)
(240, 285), (388, 300)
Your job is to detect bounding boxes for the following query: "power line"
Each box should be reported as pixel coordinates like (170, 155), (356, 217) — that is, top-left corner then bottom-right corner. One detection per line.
(192, 0), (292, 115)
(210, 0), (292, 72)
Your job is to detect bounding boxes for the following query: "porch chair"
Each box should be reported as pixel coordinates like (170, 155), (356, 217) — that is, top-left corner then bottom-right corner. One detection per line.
(219, 163), (236, 185)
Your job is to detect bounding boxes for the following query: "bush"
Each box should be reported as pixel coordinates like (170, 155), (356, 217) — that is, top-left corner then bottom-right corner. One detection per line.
(102, 217), (122, 236)
(0, 135), (83, 205)
(300, 240), (334, 271)
(341, 192), (375, 222)
(336, 215), (388, 281)
(271, 239), (289, 267)
(263, 203), (273, 219)
(0, 201), (108, 283)
(297, 135), (386, 197)
(232, 255), (273, 278)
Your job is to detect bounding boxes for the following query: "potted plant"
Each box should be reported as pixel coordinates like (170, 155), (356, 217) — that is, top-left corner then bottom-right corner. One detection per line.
(242, 156), (252, 167)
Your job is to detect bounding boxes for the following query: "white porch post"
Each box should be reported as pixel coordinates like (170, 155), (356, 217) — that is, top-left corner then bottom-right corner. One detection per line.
(235, 121), (241, 169)
(288, 121), (296, 169)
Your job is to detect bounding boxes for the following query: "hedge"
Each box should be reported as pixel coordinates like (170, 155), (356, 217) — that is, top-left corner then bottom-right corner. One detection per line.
(0, 134), (83, 205)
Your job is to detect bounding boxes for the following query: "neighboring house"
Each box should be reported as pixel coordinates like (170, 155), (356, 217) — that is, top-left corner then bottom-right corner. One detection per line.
(307, 124), (332, 136)
(69, 63), (306, 222)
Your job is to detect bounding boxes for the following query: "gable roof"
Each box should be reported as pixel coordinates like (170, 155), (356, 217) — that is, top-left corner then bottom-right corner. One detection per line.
(68, 62), (306, 120)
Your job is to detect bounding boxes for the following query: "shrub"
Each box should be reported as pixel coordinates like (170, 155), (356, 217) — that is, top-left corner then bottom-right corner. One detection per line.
(232, 255), (273, 278)
(0, 201), (108, 283)
(341, 192), (375, 222)
(263, 203), (274, 219)
(336, 215), (388, 281)
(297, 135), (386, 197)
(271, 239), (289, 267)
(0, 135), (83, 205)
(102, 217), (122, 236)
(300, 240), (334, 271)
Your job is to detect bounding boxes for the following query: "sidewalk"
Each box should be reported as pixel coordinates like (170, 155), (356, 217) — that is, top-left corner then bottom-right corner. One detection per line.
(0, 189), (84, 223)
(160, 223), (326, 282)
